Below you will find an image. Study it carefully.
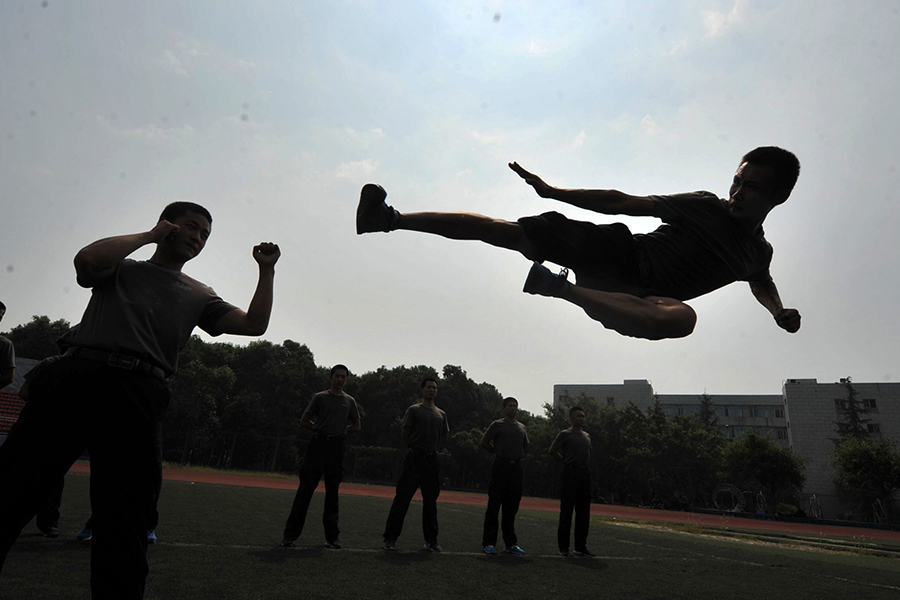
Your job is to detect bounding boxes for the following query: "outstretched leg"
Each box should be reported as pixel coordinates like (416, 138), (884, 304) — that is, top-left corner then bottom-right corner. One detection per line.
(523, 263), (697, 340)
(356, 184), (537, 259)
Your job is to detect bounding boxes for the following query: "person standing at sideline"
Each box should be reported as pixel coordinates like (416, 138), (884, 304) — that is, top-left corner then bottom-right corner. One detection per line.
(480, 396), (529, 555)
(281, 364), (360, 549)
(550, 406), (594, 558)
(0, 301), (15, 390)
(382, 377), (449, 552)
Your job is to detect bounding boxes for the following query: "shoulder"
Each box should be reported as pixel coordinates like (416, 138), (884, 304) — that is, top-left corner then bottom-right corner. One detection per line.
(651, 191), (723, 219)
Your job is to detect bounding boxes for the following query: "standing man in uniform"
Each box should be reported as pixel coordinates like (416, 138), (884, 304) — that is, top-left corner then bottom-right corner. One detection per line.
(281, 364), (360, 549)
(550, 406), (594, 558)
(0, 202), (280, 599)
(0, 302), (15, 390)
(480, 396), (528, 555)
(382, 377), (450, 552)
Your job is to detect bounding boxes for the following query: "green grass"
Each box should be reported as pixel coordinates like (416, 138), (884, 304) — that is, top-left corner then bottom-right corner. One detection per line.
(2, 473), (899, 599)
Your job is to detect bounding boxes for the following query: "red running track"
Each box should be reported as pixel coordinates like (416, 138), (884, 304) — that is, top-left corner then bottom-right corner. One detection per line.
(68, 460), (900, 543)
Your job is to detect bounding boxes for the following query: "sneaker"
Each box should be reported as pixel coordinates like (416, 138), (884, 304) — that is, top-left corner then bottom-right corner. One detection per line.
(573, 548), (595, 558)
(147, 530), (157, 544)
(280, 537), (296, 548)
(356, 184), (400, 234)
(523, 262), (570, 297)
(76, 527), (93, 541)
(558, 549), (570, 557)
(483, 545), (498, 555)
(422, 541), (442, 553)
(38, 524), (60, 538)
(325, 539), (343, 550)
(504, 545), (526, 555)
(383, 540), (397, 552)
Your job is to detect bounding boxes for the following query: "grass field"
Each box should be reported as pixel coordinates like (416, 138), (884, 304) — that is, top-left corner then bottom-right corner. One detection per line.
(2, 472), (899, 599)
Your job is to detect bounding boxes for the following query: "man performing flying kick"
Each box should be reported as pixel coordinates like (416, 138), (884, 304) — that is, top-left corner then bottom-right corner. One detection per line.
(356, 146), (801, 341)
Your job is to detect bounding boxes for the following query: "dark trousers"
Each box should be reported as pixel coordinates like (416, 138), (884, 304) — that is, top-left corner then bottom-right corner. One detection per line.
(383, 450), (440, 543)
(282, 435), (346, 542)
(36, 475), (65, 531)
(557, 464), (591, 552)
(482, 458), (523, 548)
(0, 357), (168, 600)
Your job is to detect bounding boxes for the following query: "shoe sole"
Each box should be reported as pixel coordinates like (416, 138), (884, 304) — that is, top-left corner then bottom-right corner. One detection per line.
(356, 184), (388, 234)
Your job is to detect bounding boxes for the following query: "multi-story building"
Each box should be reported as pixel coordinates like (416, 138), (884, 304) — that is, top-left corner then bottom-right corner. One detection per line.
(553, 378), (900, 518)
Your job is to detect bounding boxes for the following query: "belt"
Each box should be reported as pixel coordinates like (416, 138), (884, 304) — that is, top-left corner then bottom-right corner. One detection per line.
(65, 347), (167, 381)
(314, 433), (346, 441)
(495, 457), (521, 465)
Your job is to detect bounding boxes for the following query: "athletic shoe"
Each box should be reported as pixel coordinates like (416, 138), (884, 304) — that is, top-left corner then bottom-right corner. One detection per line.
(38, 524), (59, 538)
(573, 548), (595, 558)
(76, 527), (93, 541)
(504, 545), (526, 555)
(483, 545), (498, 555)
(383, 540), (397, 552)
(356, 184), (400, 234)
(523, 262), (570, 297)
(280, 537), (296, 547)
(325, 539), (343, 550)
(558, 549), (570, 557)
(422, 541), (443, 553)
(147, 530), (157, 544)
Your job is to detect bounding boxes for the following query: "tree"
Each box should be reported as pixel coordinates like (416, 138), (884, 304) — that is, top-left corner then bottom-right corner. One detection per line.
(697, 393), (719, 430)
(2, 315), (72, 359)
(722, 432), (808, 513)
(833, 377), (872, 441)
(830, 437), (900, 522)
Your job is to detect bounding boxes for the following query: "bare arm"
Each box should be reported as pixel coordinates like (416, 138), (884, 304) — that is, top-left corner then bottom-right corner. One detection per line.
(74, 221), (177, 288)
(509, 162), (655, 217)
(0, 368), (13, 390)
(402, 426), (412, 444)
(211, 243), (281, 336)
(549, 442), (563, 462)
(299, 412), (314, 430)
(347, 418), (361, 434)
(749, 279), (801, 333)
(480, 432), (494, 453)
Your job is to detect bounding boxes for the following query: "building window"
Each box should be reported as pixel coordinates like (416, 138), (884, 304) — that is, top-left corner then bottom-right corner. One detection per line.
(834, 399), (847, 411)
(775, 408), (784, 418)
(776, 429), (787, 440)
(867, 423), (881, 434)
(606, 397), (616, 408)
(863, 399), (878, 410)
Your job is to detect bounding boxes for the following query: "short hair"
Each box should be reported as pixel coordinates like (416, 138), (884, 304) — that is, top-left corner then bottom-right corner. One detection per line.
(421, 377), (438, 389)
(330, 364), (349, 376)
(0, 301), (5, 311)
(741, 146), (801, 198)
(503, 396), (518, 408)
(160, 202), (213, 225)
(569, 405), (584, 416)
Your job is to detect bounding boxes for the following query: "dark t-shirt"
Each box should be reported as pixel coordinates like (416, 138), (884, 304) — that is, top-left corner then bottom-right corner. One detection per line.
(0, 336), (15, 370)
(304, 390), (360, 437)
(71, 259), (237, 376)
(636, 192), (773, 300)
(402, 403), (450, 454)
(552, 428), (592, 467)
(483, 418), (529, 460)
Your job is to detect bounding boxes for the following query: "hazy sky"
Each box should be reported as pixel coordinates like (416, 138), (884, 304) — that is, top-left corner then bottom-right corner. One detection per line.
(3, 1), (899, 415)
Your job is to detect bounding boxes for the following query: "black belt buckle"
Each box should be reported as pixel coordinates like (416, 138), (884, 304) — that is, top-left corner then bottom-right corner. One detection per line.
(107, 353), (137, 370)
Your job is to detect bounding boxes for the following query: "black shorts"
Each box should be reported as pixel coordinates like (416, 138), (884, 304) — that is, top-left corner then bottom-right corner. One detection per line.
(518, 211), (647, 296)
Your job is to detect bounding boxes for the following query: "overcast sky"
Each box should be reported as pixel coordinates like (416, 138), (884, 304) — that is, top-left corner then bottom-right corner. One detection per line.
(2, 1), (899, 415)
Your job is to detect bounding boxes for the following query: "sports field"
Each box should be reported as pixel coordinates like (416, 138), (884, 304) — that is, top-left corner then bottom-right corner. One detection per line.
(2, 469), (899, 600)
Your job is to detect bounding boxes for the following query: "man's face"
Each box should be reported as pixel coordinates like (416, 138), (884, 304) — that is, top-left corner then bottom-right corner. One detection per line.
(503, 400), (518, 419)
(570, 409), (586, 428)
(164, 211), (211, 262)
(331, 369), (348, 390)
(727, 162), (783, 226)
(422, 381), (438, 401)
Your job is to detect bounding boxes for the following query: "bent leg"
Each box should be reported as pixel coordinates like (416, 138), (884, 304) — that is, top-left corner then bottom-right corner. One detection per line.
(398, 212), (537, 259)
(383, 453), (418, 542)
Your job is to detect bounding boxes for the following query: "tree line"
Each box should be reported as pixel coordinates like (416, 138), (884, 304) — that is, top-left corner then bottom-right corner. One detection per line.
(5, 316), (898, 520)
